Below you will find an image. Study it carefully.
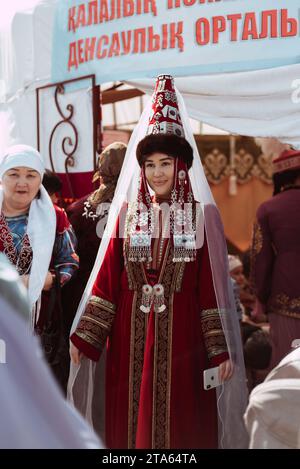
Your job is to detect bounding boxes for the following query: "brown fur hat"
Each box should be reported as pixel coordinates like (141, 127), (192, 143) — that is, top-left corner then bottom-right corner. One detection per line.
(136, 134), (194, 169)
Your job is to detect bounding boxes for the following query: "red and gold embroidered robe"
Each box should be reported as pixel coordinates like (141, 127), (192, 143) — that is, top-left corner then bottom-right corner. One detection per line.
(71, 225), (229, 449)
(0, 206), (78, 327)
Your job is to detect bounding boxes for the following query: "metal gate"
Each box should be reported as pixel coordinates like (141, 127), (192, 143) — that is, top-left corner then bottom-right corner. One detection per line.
(36, 74), (102, 200)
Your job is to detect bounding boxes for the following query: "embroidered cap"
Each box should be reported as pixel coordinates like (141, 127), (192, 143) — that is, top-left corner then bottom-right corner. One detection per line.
(273, 149), (300, 174)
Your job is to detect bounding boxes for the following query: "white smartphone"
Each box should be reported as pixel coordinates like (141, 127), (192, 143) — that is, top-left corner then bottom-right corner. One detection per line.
(203, 366), (222, 390)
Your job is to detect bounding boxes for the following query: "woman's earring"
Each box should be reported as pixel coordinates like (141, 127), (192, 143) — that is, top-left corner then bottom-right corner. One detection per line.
(178, 170), (186, 204)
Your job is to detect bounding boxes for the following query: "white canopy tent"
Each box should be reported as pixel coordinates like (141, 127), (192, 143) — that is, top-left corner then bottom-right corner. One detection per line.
(0, 0), (300, 158)
(0, 1), (222, 156)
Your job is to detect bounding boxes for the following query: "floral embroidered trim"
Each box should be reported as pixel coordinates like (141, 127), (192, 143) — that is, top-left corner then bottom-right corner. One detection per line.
(126, 241), (177, 449)
(82, 200), (98, 220)
(253, 221), (263, 255)
(90, 295), (116, 311)
(75, 295), (116, 351)
(82, 200), (109, 221)
(174, 261), (185, 292)
(128, 289), (148, 449)
(152, 243), (174, 449)
(123, 239), (137, 290)
(201, 308), (228, 359)
(268, 293), (300, 319)
(0, 214), (32, 274)
(250, 220), (263, 292)
(15, 234), (32, 275)
(124, 235), (186, 294)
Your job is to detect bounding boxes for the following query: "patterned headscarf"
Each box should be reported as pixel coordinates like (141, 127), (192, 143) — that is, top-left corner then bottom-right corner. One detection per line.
(88, 141), (127, 209)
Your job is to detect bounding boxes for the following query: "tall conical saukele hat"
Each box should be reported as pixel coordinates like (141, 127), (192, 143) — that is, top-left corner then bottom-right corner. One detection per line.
(147, 74), (185, 138)
(134, 74), (198, 267)
(136, 75), (193, 168)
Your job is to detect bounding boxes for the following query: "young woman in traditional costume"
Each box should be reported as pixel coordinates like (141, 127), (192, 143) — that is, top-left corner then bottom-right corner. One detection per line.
(69, 76), (248, 449)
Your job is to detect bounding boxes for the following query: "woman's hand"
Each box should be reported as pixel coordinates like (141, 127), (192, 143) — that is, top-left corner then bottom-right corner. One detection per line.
(219, 359), (234, 382)
(43, 271), (54, 291)
(21, 274), (29, 289)
(70, 342), (82, 365)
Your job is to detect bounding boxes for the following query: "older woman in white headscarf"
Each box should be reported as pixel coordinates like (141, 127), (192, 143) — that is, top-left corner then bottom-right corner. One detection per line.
(0, 145), (79, 388)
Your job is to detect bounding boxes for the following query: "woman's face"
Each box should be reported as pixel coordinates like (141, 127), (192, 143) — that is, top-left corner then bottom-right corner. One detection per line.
(2, 167), (41, 209)
(144, 153), (175, 198)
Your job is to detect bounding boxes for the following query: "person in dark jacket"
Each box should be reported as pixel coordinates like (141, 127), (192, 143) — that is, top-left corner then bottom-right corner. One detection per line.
(251, 149), (300, 368)
(61, 142), (127, 338)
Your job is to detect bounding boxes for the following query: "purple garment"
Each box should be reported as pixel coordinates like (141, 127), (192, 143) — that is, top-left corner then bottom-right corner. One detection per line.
(252, 188), (300, 366)
(253, 188), (300, 313)
(268, 313), (300, 369)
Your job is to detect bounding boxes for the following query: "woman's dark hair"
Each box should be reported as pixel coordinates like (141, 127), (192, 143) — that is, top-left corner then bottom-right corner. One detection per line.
(273, 169), (300, 195)
(241, 249), (251, 280)
(242, 323), (272, 370)
(42, 169), (62, 196)
(136, 134), (194, 169)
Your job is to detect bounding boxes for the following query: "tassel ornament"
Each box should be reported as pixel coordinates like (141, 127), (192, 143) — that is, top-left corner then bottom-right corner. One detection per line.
(140, 284), (153, 313)
(153, 284), (166, 313)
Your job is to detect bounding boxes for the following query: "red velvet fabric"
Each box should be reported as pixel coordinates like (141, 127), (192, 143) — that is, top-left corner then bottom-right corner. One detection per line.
(71, 333), (100, 362)
(56, 171), (94, 199)
(71, 228), (230, 449)
(54, 204), (71, 233)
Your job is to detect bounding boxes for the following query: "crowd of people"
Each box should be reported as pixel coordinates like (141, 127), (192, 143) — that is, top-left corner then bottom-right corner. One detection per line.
(1, 74), (300, 449)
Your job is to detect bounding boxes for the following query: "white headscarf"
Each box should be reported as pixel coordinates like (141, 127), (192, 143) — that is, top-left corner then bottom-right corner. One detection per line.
(0, 145), (56, 326)
(0, 145), (45, 179)
(228, 254), (243, 273)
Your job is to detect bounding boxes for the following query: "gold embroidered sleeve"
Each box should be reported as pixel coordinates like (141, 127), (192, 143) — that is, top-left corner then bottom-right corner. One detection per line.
(252, 220), (263, 255)
(250, 209), (274, 303)
(75, 295), (116, 353)
(200, 308), (228, 359)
